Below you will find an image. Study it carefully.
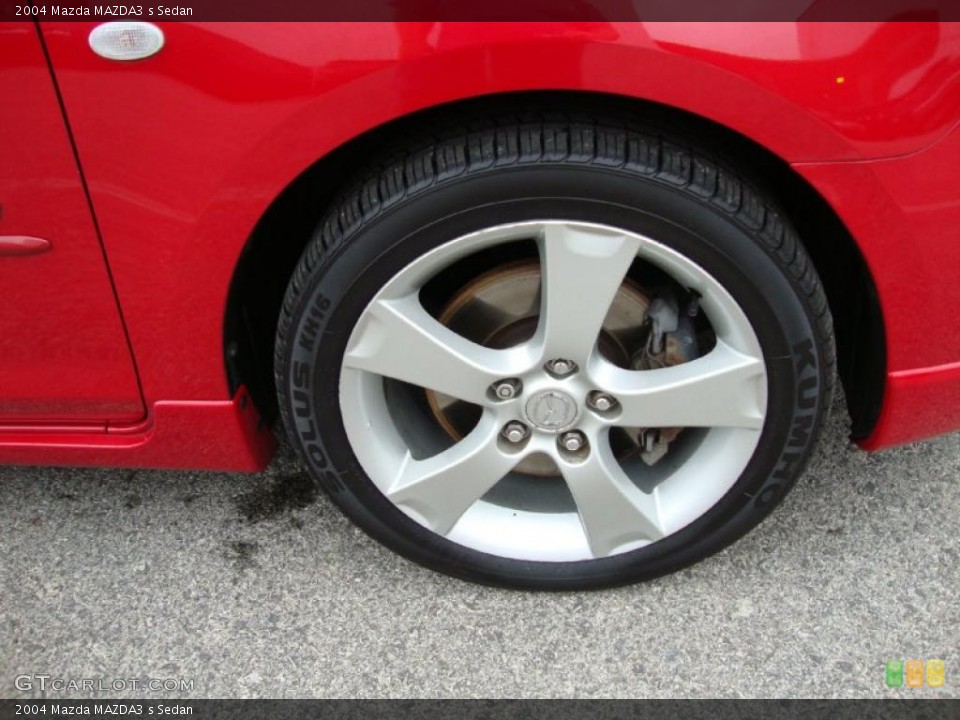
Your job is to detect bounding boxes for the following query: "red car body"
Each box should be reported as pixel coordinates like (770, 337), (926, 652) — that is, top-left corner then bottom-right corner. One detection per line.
(1, 21), (958, 471)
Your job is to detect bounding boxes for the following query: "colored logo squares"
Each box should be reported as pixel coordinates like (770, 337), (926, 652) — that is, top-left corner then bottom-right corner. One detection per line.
(886, 659), (946, 688)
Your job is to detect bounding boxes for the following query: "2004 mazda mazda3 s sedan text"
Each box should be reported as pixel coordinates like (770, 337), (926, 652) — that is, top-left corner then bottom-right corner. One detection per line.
(2, 20), (959, 588)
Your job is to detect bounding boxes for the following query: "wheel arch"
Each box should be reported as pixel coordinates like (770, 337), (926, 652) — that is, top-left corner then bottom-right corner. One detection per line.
(223, 90), (885, 438)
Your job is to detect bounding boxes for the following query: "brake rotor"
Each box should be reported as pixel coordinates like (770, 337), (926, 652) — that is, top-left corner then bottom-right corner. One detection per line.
(426, 260), (653, 477)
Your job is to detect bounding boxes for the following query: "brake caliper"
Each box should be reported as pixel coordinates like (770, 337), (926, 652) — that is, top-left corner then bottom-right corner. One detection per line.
(630, 290), (702, 465)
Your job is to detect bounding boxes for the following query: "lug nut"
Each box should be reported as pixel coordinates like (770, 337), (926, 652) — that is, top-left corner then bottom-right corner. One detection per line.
(492, 379), (521, 400)
(559, 431), (587, 453)
(545, 358), (576, 377)
(588, 392), (617, 412)
(502, 422), (529, 444)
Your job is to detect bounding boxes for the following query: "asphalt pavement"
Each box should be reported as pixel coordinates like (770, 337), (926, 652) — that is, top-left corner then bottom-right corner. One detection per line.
(1, 390), (957, 699)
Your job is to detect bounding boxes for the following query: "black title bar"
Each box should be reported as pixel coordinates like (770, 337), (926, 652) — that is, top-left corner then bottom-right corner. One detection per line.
(2, 0), (959, 22)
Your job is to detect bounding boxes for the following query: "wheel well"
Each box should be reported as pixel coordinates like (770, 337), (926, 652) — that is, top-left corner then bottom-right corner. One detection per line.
(224, 91), (885, 438)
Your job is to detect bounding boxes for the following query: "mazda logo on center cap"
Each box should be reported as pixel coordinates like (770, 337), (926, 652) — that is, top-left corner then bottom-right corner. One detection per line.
(526, 390), (578, 431)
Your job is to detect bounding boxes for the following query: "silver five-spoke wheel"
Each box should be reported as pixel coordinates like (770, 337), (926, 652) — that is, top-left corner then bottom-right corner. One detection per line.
(340, 221), (768, 561)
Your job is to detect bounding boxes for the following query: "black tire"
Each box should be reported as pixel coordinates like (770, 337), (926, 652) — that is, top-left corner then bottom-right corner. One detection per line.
(276, 115), (835, 590)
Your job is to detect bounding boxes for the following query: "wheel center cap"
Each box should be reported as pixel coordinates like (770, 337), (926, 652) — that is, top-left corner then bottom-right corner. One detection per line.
(525, 389), (579, 432)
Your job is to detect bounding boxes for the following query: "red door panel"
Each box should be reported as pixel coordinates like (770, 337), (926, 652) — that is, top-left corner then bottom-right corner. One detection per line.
(0, 22), (143, 425)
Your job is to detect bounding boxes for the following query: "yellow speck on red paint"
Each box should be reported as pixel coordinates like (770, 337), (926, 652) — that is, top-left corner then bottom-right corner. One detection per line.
(906, 659), (925, 687)
(836, 76), (846, 84)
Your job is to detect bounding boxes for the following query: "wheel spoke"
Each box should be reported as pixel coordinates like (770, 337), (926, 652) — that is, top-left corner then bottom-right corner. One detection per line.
(387, 415), (517, 535)
(537, 223), (641, 366)
(560, 433), (664, 557)
(600, 340), (766, 429)
(343, 294), (526, 405)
